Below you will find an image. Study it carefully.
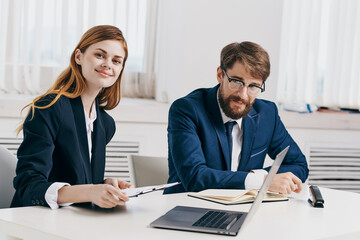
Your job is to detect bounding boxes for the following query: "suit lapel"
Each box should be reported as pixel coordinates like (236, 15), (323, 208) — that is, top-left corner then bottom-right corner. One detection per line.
(91, 99), (106, 184)
(238, 106), (260, 171)
(71, 96), (92, 183)
(205, 85), (231, 170)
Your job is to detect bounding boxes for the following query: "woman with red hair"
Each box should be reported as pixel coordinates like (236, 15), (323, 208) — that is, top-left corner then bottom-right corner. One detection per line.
(12, 25), (131, 209)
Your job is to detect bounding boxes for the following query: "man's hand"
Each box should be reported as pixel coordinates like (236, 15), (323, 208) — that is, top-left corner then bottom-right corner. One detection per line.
(268, 172), (302, 194)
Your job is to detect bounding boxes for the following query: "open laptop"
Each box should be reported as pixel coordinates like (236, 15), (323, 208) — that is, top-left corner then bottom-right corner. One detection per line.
(150, 146), (290, 236)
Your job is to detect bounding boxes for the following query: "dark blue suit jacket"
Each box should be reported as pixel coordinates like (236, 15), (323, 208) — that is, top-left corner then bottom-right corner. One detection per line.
(11, 95), (115, 207)
(164, 85), (308, 194)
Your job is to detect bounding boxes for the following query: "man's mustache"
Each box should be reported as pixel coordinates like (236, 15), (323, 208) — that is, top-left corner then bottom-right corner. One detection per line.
(228, 95), (249, 105)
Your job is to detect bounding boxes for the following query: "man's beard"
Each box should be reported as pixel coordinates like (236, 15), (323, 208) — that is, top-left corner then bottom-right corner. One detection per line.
(218, 84), (254, 119)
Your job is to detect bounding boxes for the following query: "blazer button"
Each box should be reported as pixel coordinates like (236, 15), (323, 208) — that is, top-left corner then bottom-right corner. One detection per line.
(40, 200), (44, 205)
(36, 200), (39, 205)
(32, 200), (35, 205)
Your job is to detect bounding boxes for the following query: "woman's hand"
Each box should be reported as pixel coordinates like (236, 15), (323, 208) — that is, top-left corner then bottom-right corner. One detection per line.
(104, 178), (133, 189)
(58, 182), (131, 208)
(88, 184), (129, 208)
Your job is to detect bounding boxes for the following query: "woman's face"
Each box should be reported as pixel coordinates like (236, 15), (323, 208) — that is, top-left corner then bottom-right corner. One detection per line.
(75, 39), (125, 93)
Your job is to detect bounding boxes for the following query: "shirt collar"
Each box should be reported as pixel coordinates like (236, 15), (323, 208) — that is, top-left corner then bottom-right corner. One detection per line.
(84, 102), (97, 132)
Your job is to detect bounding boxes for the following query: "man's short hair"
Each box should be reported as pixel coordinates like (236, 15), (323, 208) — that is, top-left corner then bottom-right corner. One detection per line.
(220, 41), (270, 81)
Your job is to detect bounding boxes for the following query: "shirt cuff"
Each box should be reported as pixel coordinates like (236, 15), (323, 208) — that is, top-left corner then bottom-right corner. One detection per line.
(45, 182), (72, 209)
(244, 169), (268, 190)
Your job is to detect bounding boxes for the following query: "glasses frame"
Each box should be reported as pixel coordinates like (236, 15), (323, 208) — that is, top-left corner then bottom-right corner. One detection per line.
(222, 69), (265, 94)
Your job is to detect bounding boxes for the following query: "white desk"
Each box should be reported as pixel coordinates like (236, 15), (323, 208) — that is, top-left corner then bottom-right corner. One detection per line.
(0, 187), (359, 240)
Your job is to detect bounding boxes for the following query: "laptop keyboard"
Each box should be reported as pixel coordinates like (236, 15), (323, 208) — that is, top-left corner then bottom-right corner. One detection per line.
(192, 211), (242, 229)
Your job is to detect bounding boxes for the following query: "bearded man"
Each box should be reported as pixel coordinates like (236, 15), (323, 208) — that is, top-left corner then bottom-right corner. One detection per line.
(164, 41), (308, 195)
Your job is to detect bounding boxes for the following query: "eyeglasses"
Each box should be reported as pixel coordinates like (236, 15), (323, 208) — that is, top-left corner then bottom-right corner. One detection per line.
(222, 69), (265, 96)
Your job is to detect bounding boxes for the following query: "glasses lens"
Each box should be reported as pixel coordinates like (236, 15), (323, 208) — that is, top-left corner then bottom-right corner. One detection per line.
(229, 82), (260, 95)
(229, 81), (244, 91)
(249, 86), (262, 95)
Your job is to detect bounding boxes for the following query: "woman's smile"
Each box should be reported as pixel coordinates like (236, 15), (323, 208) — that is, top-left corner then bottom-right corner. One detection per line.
(95, 69), (112, 78)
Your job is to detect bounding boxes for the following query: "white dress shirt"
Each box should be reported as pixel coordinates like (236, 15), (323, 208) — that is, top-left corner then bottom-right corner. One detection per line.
(45, 103), (97, 209)
(84, 103), (97, 161)
(217, 90), (267, 190)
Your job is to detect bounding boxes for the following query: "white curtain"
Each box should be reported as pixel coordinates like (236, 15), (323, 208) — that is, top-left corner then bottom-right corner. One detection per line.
(0, 0), (157, 99)
(121, 0), (159, 99)
(277, 0), (360, 109)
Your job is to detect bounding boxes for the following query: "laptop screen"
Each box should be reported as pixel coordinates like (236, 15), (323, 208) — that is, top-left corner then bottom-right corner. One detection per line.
(150, 146), (290, 236)
(241, 146), (289, 228)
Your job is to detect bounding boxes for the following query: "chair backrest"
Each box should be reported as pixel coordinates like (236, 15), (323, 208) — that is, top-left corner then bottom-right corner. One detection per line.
(0, 145), (17, 208)
(129, 155), (168, 187)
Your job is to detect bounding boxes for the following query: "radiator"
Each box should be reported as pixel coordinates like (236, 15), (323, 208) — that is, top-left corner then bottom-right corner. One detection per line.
(0, 137), (139, 183)
(0, 138), (22, 155)
(104, 140), (139, 182)
(307, 143), (360, 193)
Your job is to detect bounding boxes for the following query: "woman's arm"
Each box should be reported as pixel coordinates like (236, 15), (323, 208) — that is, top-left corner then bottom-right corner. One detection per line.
(58, 182), (130, 208)
(13, 96), (63, 207)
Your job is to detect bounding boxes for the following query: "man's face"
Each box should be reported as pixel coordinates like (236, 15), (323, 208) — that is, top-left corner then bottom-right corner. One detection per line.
(217, 61), (263, 119)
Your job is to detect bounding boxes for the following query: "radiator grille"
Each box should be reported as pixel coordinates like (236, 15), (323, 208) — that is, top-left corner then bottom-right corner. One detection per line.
(308, 144), (360, 193)
(104, 140), (139, 183)
(0, 137), (139, 183)
(0, 138), (22, 155)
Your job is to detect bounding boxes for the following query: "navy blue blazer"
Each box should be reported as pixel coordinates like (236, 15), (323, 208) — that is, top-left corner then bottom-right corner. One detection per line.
(11, 95), (115, 208)
(164, 85), (309, 194)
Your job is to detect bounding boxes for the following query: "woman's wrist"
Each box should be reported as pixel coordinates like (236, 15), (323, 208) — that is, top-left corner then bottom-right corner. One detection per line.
(58, 184), (94, 204)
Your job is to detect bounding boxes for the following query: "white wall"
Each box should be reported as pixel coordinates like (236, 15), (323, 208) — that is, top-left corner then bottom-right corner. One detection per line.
(156, 0), (283, 103)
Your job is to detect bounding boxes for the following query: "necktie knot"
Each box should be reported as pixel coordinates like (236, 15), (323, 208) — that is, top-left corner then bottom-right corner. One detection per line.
(225, 121), (236, 134)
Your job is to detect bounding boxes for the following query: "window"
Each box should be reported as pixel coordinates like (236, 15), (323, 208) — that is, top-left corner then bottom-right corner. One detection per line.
(277, 0), (360, 109)
(0, 0), (157, 98)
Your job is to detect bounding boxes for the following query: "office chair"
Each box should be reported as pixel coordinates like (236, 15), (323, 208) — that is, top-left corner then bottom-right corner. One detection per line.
(129, 155), (168, 187)
(0, 145), (17, 208)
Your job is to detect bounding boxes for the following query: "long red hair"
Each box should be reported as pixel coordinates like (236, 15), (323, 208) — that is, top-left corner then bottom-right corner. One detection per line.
(17, 25), (128, 134)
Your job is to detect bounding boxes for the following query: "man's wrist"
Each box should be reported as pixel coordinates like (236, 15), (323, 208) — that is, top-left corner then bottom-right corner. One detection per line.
(244, 169), (268, 190)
